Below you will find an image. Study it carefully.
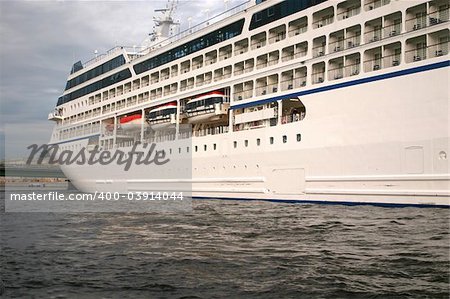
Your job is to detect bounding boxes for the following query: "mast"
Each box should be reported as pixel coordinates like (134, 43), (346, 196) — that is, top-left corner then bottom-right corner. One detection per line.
(143, 0), (179, 48)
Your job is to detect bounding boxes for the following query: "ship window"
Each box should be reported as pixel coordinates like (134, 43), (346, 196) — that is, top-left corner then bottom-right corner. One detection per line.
(249, 0), (327, 30)
(257, 138), (261, 146)
(169, 149), (172, 154)
(134, 19), (245, 75)
(256, 12), (262, 22)
(66, 55), (126, 90)
(204, 145), (207, 151)
(234, 141), (237, 148)
(283, 135), (287, 143)
(297, 134), (302, 142)
(187, 147), (190, 153)
(270, 137), (274, 144)
(57, 68), (132, 105)
(179, 148), (181, 154)
(213, 143), (217, 150)
(195, 146), (198, 152)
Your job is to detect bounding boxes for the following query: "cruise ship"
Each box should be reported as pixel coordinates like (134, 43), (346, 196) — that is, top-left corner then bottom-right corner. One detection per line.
(48, 0), (450, 207)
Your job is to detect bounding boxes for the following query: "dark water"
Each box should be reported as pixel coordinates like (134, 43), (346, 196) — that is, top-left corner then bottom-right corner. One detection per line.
(1, 194), (449, 298)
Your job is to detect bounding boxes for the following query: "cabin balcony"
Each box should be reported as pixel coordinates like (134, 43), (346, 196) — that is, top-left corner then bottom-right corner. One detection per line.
(313, 6), (334, 29)
(329, 30), (345, 53)
(251, 32), (266, 50)
(234, 81), (254, 101)
(313, 36), (326, 58)
(288, 16), (307, 37)
(364, 46), (383, 71)
(328, 57), (344, 81)
(364, 0), (390, 12)
(312, 62), (325, 84)
(234, 38), (249, 56)
(405, 35), (427, 63)
(364, 18), (382, 43)
(344, 53), (361, 76)
(269, 25), (286, 44)
(337, 0), (361, 20)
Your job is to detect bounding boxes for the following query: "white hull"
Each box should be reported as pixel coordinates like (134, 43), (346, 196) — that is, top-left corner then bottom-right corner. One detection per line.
(48, 0), (450, 207)
(58, 66), (450, 207)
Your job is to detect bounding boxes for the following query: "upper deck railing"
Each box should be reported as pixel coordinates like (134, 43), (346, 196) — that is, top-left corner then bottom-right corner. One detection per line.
(137, 1), (252, 56)
(79, 46), (143, 71)
(75, 1), (252, 73)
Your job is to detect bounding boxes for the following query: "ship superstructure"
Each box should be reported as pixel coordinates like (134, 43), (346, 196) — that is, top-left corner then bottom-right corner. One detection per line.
(49, 0), (450, 207)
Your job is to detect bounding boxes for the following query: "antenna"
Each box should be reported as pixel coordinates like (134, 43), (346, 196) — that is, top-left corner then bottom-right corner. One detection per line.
(142, 0), (179, 48)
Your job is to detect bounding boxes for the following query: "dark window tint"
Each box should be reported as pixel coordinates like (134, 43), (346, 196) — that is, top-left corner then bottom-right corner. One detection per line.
(57, 68), (132, 106)
(249, 0), (327, 30)
(66, 55), (126, 90)
(134, 19), (245, 75)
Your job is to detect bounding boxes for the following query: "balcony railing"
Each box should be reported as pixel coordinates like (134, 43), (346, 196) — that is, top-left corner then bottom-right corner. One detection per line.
(312, 46), (326, 58)
(313, 16), (334, 29)
(281, 113), (304, 125)
(269, 32), (286, 44)
(234, 88), (253, 101)
(337, 7), (361, 20)
(328, 67), (344, 80)
(193, 126), (229, 137)
(405, 8), (449, 32)
(255, 84), (278, 96)
(251, 40), (266, 50)
(382, 53), (401, 68)
(364, 28), (382, 43)
(364, 0), (390, 11)
(344, 63), (360, 77)
(364, 57), (383, 71)
(312, 71), (325, 84)
(288, 25), (307, 37)
(406, 42), (449, 63)
(383, 23), (402, 38)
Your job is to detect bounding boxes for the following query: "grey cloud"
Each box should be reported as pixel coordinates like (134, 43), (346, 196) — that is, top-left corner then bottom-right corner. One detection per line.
(0, 0), (246, 159)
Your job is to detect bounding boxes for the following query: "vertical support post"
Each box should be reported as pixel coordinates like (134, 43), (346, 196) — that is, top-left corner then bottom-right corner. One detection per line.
(229, 85), (234, 133)
(176, 99), (180, 140)
(113, 114), (117, 148)
(140, 109), (145, 143)
(277, 100), (282, 125)
(229, 109), (234, 133)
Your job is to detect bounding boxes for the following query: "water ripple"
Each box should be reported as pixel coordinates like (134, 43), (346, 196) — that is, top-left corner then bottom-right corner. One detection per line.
(1, 197), (449, 298)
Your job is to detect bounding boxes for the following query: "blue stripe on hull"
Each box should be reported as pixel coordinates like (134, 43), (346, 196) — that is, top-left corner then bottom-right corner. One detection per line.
(231, 60), (450, 110)
(193, 196), (450, 209)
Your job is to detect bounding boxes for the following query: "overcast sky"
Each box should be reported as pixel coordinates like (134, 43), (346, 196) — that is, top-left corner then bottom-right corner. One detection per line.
(0, 0), (247, 160)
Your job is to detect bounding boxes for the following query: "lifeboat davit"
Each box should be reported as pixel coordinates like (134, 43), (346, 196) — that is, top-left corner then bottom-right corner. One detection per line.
(119, 114), (142, 131)
(147, 103), (178, 130)
(185, 91), (229, 124)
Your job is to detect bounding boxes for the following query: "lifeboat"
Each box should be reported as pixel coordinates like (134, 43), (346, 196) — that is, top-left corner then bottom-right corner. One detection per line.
(147, 102), (178, 130)
(185, 91), (229, 124)
(119, 114), (142, 131)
